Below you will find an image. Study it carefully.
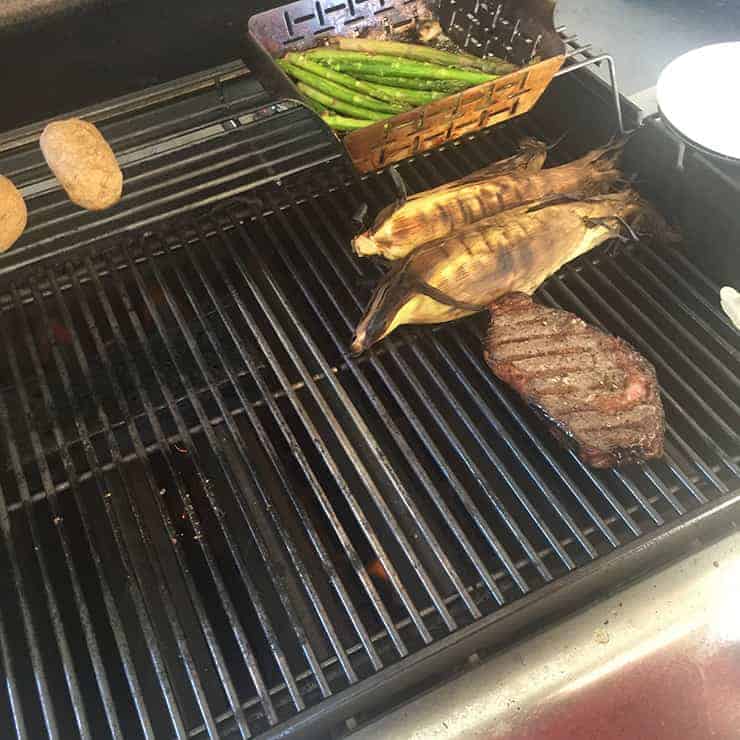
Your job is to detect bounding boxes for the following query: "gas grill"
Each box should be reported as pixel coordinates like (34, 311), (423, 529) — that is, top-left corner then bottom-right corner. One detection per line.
(0, 14), (738, 740)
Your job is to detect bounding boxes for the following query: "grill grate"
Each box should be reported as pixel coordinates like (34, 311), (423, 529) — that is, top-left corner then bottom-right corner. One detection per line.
(0, 74), (738, 740)
(0, 64), (345, 278)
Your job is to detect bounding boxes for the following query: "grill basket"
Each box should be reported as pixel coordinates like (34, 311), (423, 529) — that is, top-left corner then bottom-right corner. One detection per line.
(246, 0), (565, 172)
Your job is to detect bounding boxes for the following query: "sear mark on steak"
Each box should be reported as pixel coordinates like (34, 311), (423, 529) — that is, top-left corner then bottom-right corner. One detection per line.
(484, 293), (665, 468)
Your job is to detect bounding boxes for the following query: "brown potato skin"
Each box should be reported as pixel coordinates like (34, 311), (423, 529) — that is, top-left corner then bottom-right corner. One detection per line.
(40, 118), (123, 211)
(0, 175), (27, 252)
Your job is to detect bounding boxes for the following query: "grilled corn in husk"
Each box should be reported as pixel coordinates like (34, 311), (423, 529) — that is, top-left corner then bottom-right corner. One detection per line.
(353, 140), (625, 260)
(351, 190), (648, 353)
(420, 137), (547, 197)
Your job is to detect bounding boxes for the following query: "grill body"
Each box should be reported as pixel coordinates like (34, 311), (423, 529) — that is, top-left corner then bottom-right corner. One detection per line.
(0, 58), (737, 740)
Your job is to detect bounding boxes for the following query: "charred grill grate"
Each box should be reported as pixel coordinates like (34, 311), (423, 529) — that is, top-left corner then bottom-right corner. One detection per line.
(0, 66), (738, 740)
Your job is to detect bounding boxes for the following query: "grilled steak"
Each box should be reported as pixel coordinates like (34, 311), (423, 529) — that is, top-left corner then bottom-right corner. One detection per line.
(484, 293), (664, 468)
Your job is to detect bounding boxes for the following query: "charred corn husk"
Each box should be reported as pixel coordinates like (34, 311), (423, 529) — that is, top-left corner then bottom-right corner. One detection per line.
(421, 137), (547, 197)
(351, 191), (647, 353)
(353, 140), (625, 260)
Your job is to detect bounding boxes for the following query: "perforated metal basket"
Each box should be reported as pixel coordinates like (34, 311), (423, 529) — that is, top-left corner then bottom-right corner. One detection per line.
(245, 0), (565, 172)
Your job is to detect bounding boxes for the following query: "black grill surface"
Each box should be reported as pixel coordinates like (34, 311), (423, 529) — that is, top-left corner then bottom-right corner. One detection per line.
(0, 66), (738, 740)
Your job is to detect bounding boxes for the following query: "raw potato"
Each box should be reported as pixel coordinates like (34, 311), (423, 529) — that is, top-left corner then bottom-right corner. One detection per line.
(40, 118), (123, 210)
(0, 175), (27, 252)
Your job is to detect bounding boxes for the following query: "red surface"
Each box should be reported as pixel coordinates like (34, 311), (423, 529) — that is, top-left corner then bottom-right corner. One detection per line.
(507, 633), (740, 740)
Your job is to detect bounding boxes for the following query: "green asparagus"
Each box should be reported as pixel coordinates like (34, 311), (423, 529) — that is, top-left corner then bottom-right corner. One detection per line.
(301, 96), (327, 115)
(326, 36), (517, 75)
(302, 61), (444, 106)
(278, 59), (401, 114)
(325, 71), (444, 105)
(284, 54), (411, 111)
(305, 48), (496, 84)
(350, 72), (471, 92)
(321, 112), (376, 131)
(296, 82), (389, 121)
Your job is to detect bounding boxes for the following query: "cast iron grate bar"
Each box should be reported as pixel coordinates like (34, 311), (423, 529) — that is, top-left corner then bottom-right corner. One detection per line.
(618, 253), (739, 389)
(255, 193), (533, 599)
(76, 264), (227, 736)
(132, 230), (355, 699)
(276, 192), (525, 603)
(2, 275), (192, 737)
(102, 243), (313, 718)
(72, 272), (260, 738)
(0, 100), (738, 739)
(660, 247), (740, 333)
(223, 212), (452, 641)
(42, 268), (199, 737)
(261, 216), (521, 601)
(190, 222), (414, 658)
(70, 263), (260, 736)
(3, 288), (124, 739)
(205, 219), (426, 654)
(170, 220), (380, 679)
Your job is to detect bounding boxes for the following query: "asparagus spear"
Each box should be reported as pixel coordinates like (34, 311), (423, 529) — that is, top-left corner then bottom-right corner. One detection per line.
(279, 59), (402, 114)
(305, 49), (496, 84)
(326, 36), (517, 75)
(285, 53), (412, 110)
(326, 71), (444, 105)
(292, 78), (373, 130)
(321, 112), (375, 131)
(350, 71), (471, 92)
(302, 97), (327, 115)
(309, 60), (444, 106)
(296, 82), (389, 121)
